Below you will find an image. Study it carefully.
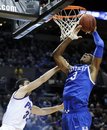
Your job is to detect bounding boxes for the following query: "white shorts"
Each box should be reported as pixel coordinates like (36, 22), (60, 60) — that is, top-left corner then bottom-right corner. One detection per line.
(0, 124), (16, 130)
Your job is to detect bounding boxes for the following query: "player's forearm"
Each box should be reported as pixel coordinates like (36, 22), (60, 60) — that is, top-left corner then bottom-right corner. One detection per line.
(92, 31), (104, 58)
(52, 37), (72, 57)
(32, 104), (63, 115)
(27, 66), (59, 92)
(41, 104), (64, 115)
(39, 66), (59, 83)
(90, 31), (104, 71)
(31, 106), (47, 115)
(92, 31), (104, 47)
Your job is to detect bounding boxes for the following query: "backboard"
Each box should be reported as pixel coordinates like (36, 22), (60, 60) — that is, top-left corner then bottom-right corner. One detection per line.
(0, 0), (75, 39)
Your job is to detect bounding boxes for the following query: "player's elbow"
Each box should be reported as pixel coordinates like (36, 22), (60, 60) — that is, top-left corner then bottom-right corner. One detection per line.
(52, 53), (60, 64)
(52, 50), (59, 59)
(52, 53), (56, 60)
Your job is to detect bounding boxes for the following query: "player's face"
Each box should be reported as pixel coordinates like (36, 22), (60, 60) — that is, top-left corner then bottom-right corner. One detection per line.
(19, 80), (30, 88)
(80, 53), (93, 64)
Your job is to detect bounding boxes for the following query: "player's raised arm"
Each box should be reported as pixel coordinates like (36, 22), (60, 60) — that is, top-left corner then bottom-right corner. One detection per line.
(52, 37), (72, 74)
(31, 103), (64, 115)
(52, 25), (82, 74)
(90, 29), (104, 82)
(23, 66), (59, 92)
(15, 66), (59, 98)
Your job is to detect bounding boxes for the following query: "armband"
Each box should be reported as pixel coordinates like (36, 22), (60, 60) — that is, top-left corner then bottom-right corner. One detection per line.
(92, 31), (104, 58)
(92, 31), (104, 47)
(93, 46), (104, 58)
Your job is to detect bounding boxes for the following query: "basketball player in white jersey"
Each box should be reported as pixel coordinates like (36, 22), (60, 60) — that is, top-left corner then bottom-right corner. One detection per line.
(0, 66), (64, 130)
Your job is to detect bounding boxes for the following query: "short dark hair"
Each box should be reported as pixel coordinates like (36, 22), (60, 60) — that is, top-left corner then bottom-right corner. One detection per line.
(15, 78), (29, 90)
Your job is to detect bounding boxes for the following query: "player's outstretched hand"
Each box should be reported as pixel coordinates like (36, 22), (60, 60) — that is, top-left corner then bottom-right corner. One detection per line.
(68, 25), (82, 40)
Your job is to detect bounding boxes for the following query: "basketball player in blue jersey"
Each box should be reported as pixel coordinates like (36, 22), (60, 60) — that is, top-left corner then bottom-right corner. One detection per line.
(52, 25), (104, 130)
(0, 66), (64, 130)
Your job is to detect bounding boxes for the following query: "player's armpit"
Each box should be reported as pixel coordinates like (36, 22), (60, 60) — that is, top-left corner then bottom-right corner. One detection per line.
(91, 57), (102, 70)
(13, 87), (29, 99)
(90, 57), (102, 82)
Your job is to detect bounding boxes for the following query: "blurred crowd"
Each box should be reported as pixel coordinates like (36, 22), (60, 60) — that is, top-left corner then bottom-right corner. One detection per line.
(0, 34), (107, 72)
(0, 36), (54, 68)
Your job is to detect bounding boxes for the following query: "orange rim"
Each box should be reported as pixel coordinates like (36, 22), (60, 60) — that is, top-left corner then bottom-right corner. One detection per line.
(53, 5), (86, 19)
(53, 14), (83, 19)
(64, 5), (86, 10)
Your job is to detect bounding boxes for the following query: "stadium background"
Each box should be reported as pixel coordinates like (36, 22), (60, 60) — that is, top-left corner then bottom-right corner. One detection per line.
(0, 0), (107, 130)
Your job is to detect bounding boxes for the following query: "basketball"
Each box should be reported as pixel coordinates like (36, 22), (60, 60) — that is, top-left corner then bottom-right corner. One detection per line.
(79, 14), (96, 33)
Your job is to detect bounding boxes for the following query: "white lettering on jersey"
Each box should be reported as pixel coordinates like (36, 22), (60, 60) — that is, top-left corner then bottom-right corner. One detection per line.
(23, 101), (32, 120)
(82, 126), (88, 130)
(70, 65), (88, 72)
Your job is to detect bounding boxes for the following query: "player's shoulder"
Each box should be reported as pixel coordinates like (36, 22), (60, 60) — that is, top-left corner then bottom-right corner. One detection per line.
(10, 91), (17, 99)
(12, 89), (28, 99)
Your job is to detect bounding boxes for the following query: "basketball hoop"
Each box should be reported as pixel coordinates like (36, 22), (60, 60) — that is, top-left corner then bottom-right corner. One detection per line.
(53, 6), (86, 41)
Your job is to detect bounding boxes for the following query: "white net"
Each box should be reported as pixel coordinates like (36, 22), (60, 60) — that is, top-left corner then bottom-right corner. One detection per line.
(53, 6), (86, 41)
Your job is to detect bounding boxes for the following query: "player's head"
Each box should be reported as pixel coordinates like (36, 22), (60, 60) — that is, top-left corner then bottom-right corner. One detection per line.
(15, 78), (30, 90)
(80, 53), (93, 65)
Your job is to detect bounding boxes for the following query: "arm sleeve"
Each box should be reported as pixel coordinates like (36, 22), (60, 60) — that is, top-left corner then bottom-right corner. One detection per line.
(92, 31), (104, 58)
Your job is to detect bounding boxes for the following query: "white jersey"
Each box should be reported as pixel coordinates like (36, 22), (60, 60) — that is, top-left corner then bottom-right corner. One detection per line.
(2, 93), (33, 130)
(0, 124), (16, 130)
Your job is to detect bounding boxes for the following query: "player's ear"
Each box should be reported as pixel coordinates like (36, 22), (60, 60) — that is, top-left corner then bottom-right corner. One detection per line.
(19, 84), (23, 88)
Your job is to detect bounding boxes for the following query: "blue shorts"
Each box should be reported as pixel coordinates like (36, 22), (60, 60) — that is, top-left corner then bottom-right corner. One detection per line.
(62, 109), (92, 130)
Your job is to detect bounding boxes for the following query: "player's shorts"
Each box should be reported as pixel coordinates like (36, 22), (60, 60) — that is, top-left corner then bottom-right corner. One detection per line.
(0, 124), (17, 130)
(62, 107), (92, 130)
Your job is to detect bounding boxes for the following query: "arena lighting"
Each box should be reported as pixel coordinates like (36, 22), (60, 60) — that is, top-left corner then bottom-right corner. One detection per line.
(0, 23), (2, 26)
(80, 11), (107, 20)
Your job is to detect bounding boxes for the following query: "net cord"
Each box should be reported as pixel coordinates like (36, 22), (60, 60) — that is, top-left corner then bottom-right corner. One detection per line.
(53, 6), (86, 41)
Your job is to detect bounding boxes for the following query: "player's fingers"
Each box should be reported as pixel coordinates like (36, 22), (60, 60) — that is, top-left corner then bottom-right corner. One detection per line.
(85, 31), (91, 34)
(78, 36), (82, 39)
(94, 26), (97, 31)
(75, 25), (82, 33)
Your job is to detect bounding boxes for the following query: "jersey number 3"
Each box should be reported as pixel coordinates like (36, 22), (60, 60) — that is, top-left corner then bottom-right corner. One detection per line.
(70, 72), (77, 80)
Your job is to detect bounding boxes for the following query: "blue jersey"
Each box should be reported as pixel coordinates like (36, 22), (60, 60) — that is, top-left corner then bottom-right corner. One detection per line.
(63, 64), (95, 109)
